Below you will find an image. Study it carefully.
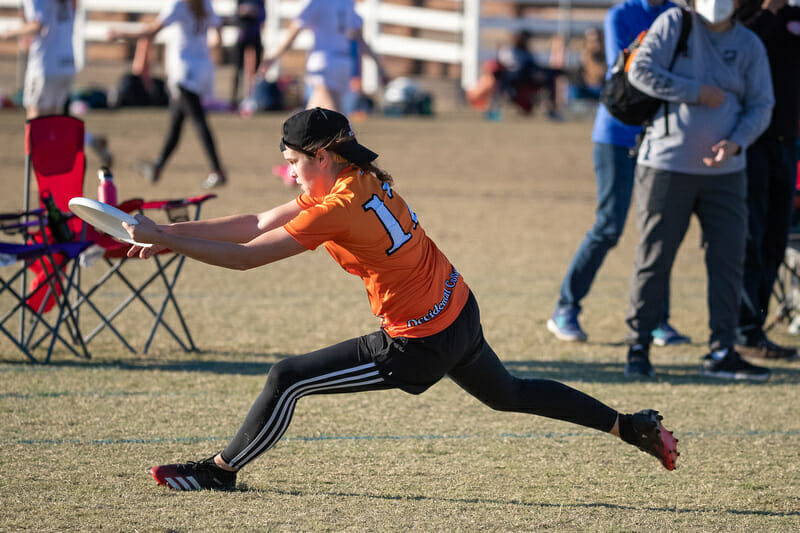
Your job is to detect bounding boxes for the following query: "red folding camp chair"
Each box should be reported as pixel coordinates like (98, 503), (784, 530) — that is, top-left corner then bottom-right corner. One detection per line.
(24, 115), (216, 355)
(0, 209), (91, 363)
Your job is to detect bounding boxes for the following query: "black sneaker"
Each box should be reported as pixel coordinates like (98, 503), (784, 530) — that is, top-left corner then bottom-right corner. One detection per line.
(622, 409), (679, 471)
(149, 456), (236, 491)
(625, 344), (655, 378)
(701, 349), (770, 382)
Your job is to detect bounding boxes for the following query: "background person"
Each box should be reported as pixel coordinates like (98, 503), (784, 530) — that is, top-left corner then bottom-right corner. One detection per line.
(0, 0), (112, 167)
(122, 108), (679, 491)
(625, 1), (774, 380)
(230, 0), (266, 110)
(257, 0), (387, 113)
(110, 0), (227, 189)
(546, 0), (691, 359)
(734, 0), (800, 361)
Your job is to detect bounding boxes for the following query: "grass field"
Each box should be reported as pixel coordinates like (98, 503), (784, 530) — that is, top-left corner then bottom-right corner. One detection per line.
(1, 108), (800, 531)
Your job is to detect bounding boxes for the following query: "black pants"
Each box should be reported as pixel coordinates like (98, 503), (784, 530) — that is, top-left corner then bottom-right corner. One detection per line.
(739, 135), (798, 344)
(156, 86), (222, 173)
(221, 292), (619, 469)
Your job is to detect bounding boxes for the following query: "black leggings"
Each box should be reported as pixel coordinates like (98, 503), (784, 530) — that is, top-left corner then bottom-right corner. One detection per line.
(221, 294), (618, 469)
(156, 86), (222, 172)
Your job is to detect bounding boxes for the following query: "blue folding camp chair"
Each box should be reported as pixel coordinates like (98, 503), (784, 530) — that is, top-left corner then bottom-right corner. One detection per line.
(0, 209), (91, 363)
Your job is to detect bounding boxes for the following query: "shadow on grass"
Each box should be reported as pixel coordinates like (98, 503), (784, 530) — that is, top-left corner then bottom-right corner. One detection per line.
(256, 487), (800, 518)
(3, 352), (800, 384)
(0, 350), (289, 376)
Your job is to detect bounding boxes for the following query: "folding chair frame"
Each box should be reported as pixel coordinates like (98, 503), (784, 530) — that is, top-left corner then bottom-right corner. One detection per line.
(0, 210), (91, 363)
(68, 195), (216, 354)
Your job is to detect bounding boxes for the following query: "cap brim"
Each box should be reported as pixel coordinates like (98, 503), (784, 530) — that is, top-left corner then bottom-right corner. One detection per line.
(333, 139), (379, 166)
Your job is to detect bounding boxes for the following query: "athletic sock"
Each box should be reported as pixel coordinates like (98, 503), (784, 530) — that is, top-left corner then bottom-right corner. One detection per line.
(617, 414), (636, 445)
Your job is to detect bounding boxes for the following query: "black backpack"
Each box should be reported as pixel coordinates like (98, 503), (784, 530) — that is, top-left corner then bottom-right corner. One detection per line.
(600, 8), (692, 127)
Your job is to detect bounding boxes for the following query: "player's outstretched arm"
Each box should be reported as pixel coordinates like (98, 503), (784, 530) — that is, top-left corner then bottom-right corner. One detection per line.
(124, 217), (307, 271)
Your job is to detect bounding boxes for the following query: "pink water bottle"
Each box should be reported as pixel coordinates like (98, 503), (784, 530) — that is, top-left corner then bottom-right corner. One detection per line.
(97, 167), (117, 206)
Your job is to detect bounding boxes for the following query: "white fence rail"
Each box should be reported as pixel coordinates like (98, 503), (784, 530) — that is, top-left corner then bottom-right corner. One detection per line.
(0, 0), (616, 90)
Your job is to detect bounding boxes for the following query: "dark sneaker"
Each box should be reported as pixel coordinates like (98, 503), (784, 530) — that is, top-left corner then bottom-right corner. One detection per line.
(736, 338), (798, 360)
(546, 307), (587, 342)
(150, 456), (236, 491)
(651, 322), (691, 347)
(701, 349), (770, 382)
(625, 344), (655, 378)
(202, 171), (227, 189)
(135, 160), (161, 184)
(623, 409), (679, 471)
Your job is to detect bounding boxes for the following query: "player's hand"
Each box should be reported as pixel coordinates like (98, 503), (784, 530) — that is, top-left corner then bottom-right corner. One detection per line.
(702, 139), (741, 168)
(126, 243), (164, 259)
(698, 84), (726, 108)
(122, 214), (159, 243)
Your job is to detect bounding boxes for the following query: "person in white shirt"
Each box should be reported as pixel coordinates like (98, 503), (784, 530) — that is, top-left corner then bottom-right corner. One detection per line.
(1, 0), (112, 167)
(110, 0), (227, 189)
(1, 0), (74, 118)
(258, 0), (386, 113)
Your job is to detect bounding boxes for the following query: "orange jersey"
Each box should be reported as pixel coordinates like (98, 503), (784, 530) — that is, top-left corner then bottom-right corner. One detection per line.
(283, 167), (469, 338)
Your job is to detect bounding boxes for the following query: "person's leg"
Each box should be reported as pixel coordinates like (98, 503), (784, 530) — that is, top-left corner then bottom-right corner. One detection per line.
(448, 341), (617, 431)
(231, 39), (246, 106)
(626, 167), (695, 347)
(549, 143), (635, 341)
(758, 140), (797, 332)
(154, 94), (186, 170)
(447, 338), (679, 469)
(178, 87), (224, 175)
(696, 170), (771, 381)
(220, 337), (394, 470)
(697, 171), (748, 352)
(739, 137), (771, 345)
(557, 143), (635, 311)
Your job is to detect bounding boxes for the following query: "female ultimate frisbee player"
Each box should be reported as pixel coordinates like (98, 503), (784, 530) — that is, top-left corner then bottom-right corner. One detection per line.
(124, 108), (679, 491)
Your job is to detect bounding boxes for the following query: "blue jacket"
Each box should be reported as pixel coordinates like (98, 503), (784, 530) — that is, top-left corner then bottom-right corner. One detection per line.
(591, 0), (673, 147)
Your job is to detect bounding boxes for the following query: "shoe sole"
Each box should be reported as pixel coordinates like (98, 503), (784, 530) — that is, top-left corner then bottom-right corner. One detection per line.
(700, 369), (770, 382)
(546, 319), (587, 342)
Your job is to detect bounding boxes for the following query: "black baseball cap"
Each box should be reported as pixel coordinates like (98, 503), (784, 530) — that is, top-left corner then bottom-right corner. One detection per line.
(279, 107), (378, 166)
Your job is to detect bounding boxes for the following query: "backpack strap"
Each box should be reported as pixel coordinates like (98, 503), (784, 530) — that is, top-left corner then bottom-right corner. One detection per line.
(632, 8), (693, 155)
(663, 9), (693, 135)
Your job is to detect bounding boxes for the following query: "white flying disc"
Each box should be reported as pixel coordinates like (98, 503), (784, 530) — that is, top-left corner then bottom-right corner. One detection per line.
(68, 197), (153, 248)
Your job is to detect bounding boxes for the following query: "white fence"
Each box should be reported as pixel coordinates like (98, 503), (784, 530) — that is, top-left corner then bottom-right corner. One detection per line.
(0, 0), (616, 90)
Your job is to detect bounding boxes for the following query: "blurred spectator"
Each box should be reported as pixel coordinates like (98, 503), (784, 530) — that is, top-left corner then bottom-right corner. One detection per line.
(257, 0), (386, 113)
(625, 4), (774, 380)
(0, 0), (112, 166)
(110, 0), (227, 189)
(569, 27), (606, 102)
(466, 30), (564, 120)
(546, 0), (688, 352)
(734, 0), (800, 360)
(230, 0), (266, 109)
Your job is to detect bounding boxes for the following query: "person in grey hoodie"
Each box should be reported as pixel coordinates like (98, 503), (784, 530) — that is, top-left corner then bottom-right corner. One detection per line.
(623, 0), (774, 380)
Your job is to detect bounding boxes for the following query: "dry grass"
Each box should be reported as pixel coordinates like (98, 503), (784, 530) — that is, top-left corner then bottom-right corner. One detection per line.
(1, 107), (800, 531)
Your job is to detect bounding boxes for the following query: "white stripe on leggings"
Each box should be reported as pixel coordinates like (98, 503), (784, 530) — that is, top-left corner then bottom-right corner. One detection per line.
(230, 362), (383, 467)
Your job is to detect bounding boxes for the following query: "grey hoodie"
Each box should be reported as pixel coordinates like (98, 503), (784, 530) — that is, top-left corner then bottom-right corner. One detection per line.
(629, 8), (774, 175)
